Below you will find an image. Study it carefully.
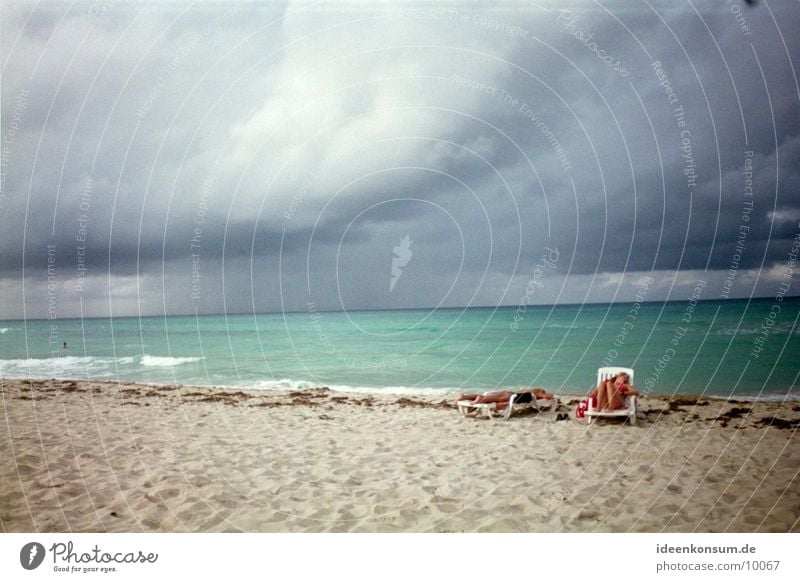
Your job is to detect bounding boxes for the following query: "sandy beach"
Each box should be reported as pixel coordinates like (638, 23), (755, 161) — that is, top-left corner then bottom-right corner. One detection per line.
(1, 379), (798, 533)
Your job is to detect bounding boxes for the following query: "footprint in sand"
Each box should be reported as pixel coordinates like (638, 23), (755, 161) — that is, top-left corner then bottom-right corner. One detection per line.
(576, 510), (600, 521)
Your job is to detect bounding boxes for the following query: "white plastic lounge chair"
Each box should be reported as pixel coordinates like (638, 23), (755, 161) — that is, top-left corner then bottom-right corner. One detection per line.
(585, 367), (637, 425)
(457, 391), (560, 420)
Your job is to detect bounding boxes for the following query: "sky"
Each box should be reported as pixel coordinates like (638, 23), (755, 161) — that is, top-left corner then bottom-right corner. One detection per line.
(1, 0), (799, 319)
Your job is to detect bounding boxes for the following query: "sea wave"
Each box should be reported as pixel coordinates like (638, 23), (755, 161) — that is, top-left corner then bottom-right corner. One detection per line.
(245, 378), (321, 391)
(0, 355), (127, 379)
(714, 324), (799, 336)
(140, 355), (204, 367)
(240, 379), (456, 396)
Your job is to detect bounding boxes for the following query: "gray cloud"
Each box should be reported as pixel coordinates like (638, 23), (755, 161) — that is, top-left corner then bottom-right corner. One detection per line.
(1, 1), (798, 318)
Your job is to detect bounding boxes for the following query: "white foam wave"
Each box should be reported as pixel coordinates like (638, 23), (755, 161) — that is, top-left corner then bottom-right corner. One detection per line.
(140, 355), (204, 367)
(241, 379), (453, 396)
(714, 324), (798, 336)
(246, 378), (320, 391)
(341, 385), (454, 396)
(544, 323), (598, 330)
(0, 356), (121, 379)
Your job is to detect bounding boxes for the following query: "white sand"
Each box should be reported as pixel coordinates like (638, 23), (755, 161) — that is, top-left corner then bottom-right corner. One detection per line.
(1, 379), (798, 532)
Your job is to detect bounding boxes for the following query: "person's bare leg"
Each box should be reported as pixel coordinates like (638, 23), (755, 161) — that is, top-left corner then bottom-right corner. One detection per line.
(474, 391), (512, 404)
(456, 394), (480, 401)
(454, 393), (480, 406)
(595, 381), (610, 410)
(605, 381), (621, 410)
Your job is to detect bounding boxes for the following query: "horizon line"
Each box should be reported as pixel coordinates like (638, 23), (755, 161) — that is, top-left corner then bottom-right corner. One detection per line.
(3, 293), (798, 323)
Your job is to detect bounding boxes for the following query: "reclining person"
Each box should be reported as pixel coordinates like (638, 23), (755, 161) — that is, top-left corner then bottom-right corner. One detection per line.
(589, 372), (638, 411)
(454, 387), (555, 409)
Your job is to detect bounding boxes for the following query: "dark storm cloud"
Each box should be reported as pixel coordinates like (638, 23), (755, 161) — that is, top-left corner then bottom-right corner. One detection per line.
(1, 1), (798, 318)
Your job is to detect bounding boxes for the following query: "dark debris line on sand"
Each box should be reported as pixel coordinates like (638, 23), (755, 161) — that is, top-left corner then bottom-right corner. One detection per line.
(5, 381), (799, 429)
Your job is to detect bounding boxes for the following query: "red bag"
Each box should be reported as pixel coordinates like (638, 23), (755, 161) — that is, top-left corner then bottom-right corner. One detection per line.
(575, 396), (596, 419)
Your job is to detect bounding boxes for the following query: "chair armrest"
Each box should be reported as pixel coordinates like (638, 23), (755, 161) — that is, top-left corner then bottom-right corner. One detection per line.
(501, 394), (517, 420)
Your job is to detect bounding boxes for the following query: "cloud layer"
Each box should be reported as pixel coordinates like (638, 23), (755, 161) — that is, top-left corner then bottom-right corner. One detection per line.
(1, 1), (798, 318)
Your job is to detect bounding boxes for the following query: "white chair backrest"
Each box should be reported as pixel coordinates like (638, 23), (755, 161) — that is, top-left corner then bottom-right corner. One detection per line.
(597, 367), (634, 385)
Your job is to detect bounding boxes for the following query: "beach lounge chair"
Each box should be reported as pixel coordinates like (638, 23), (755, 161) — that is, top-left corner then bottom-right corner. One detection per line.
(585, 367), (637, 425)
(457, 391), (560, 420)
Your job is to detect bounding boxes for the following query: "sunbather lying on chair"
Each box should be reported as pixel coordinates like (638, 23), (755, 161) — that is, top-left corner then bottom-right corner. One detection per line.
(589, 371), (638, 411)
(453, 387), (555, 409)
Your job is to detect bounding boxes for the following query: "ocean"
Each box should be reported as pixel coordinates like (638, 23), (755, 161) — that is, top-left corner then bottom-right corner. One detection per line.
(1, 298), (798, 400)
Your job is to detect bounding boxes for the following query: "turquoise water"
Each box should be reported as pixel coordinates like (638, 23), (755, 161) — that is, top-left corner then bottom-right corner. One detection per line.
(1, 298), (798, 399)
